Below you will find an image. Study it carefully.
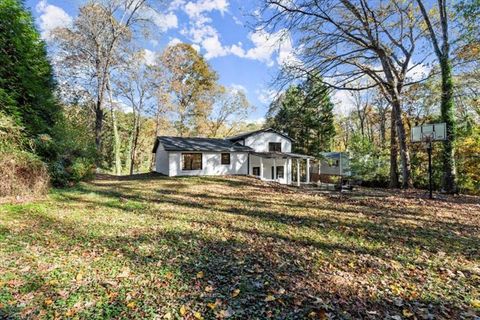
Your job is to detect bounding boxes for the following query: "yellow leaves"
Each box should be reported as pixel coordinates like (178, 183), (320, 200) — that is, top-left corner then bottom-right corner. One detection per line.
(204, 285), (214, 293)
(127, 301), (136, 309)
(75, 272), (83, 282)
(65, 309), (76, 317)
(231, 288), (240, 297)
(218, 308), (234, 318)
(207, 299), (221, 310)
(471, 299), (480, 309)
(165, 272), (174, 280)
(179, 305), (188, 316)
(44, 298), (53, 306)
(193, 311), (204, 320)
(403, 309), (414, 318)
(264, 294), (275, 302)
(196, 271), (204, 279)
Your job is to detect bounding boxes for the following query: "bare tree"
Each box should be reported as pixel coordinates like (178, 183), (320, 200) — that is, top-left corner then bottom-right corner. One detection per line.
(53, 0), (152, 165)
(207, 86), (251, 137)
(260, 0), (427, 188)
(114, 49), (153, 175)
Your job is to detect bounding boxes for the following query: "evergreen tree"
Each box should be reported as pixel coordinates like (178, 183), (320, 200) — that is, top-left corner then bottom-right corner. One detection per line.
(266, 76), (336, 157)
(0, 0), (59, 137)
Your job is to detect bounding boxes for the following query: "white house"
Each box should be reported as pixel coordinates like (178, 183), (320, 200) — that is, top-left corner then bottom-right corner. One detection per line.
(152, 128), (314, 185)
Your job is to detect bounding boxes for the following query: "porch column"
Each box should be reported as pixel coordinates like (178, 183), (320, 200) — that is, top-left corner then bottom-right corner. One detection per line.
(296, 158), (300, 187)
(273, 157), (276, 181)
(306, 158), (310, 183)
(260, 157), (264, 180)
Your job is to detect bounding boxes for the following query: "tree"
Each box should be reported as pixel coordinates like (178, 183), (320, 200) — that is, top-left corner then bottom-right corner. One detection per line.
(267, 75), (336, 157)
(0, 0), (60, 138)
(260, 0), (425, 188)
(115, 49), (153, 175)
(155, 43), (218, 136)
(207, 86), (251, 137)
(415, 0), (458, 193)
(53, 0), (149, 164)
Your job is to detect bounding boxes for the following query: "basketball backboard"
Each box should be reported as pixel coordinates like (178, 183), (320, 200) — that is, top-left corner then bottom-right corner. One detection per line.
(411, 123), (447, 142)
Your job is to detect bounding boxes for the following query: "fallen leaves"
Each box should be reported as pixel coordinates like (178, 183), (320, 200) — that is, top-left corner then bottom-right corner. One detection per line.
(1, 176), (478, 319)
(264, 294), (276, 302)
(231, 288), (240, 298)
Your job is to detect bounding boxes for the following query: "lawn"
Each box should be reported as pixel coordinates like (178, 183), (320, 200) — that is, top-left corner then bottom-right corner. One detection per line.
(0, 174), (479, 319)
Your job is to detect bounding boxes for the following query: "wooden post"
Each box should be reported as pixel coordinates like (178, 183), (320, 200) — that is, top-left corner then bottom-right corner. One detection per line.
(296, 158), (300, 187)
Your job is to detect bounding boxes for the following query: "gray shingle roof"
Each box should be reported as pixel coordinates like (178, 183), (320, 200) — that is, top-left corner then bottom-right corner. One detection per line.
(227, 128), (293, 142)
(153, 136), (253, 152)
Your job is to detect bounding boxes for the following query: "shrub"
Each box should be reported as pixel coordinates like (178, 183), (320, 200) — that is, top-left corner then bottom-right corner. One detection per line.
(0, 150), (49, 197)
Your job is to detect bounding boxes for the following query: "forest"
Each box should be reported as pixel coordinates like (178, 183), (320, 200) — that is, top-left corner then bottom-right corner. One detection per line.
(0, 0), (479, 197)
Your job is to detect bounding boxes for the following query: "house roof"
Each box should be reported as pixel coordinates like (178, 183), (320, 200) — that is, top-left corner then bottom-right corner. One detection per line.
(251, 151), (315, 159)
(227, 128), (293, 142)
(153, 136), (253, 153)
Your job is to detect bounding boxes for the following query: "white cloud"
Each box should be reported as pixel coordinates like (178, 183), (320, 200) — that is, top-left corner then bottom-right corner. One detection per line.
(191, 44), (201, 52)
(231, 84), (247, 94)
(257, 88), (278, 105)
(407, 63), (430, 81)
(142, 8), (178, 32)
(167, 37), (182, 47)
(143, 49), (156, 66)
(332, 90), (354, 115)
(234, 29), (296, 67)
(35, 0), (72, 40)
(184, 0), (229, 18)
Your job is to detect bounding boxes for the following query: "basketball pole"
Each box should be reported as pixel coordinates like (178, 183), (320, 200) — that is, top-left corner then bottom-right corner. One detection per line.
(427, 140), (433, 199)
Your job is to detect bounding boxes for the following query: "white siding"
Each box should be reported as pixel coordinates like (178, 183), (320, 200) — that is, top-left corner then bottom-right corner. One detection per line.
(243, 132), (292, 153)
(169, 152), (248, 176)
(154, 144), (169, 175)
(249, 155), (291, 184)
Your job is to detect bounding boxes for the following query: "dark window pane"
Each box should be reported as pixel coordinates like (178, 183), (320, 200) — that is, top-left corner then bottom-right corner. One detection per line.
(268, 142), (282, 152)
(221, 153), (230, 165)
(276, 166), (284, 179)
(182, 153), (202, 170)
(252, 167), (260, 176)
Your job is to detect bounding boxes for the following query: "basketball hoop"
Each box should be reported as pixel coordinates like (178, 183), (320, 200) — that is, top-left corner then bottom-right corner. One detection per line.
(411, 123), (446, 200)
(422, 132), (434, 149)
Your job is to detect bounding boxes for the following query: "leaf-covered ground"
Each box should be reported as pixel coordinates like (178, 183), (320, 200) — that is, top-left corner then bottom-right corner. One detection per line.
(1, 174), (479, 319)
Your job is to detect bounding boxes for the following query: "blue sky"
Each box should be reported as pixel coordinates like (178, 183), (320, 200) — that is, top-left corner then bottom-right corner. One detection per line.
(25, 0), (298, 122)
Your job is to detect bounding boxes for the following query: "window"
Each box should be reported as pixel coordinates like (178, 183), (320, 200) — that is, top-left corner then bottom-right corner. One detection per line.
(252, 167), (260, 176)
(268, 142), (282, 152)
(276, 166), (284, 179)
(221, 153), (230, 165)
(271, 166), (284, 179)
(182, 153), (202, 170)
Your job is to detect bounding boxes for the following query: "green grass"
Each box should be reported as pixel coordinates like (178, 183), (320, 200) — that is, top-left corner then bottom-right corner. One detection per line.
(0, 174), (479, 319)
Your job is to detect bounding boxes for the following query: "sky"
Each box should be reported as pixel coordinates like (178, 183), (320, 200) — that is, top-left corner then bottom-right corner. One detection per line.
(25, 0), (305, 122)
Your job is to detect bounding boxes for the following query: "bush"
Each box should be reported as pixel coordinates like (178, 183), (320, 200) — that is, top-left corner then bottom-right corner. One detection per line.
(0, 112), (49, 198)
(0, 151), (49, 197)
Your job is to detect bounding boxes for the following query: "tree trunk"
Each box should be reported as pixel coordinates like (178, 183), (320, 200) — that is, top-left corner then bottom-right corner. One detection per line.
(94, 99), (103, 166)
(392, 99), (413, 188)
(107, 77), (121, 175)
(129, 112), (140, 175)
(389, 107), (400, 188)
(440, 57), (457, 193)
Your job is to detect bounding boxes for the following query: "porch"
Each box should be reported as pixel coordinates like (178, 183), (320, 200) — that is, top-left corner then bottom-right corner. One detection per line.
(248, 151), (315, 186)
